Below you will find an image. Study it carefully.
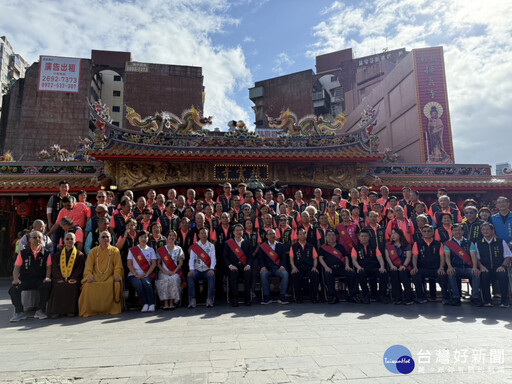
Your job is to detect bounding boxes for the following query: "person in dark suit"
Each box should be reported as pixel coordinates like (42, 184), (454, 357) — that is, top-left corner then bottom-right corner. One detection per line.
(258, 229), (289, 305)
(223, 224), (254, 307)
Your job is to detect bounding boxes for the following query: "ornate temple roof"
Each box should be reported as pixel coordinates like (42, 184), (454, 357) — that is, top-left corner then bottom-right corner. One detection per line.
(0, 103), (511, 194)
(378, 176), (512, 191)
(89, 137), (383, 162)
(88, 102), (383, 162)
(369, 164), (512, 191)
(0, 162), (102, 194)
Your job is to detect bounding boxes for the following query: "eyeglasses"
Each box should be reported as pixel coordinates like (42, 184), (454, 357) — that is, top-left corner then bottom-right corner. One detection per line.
(31, 237), (42, 240)
(98, 196), (106, 199)
(100, 235), (110, 239)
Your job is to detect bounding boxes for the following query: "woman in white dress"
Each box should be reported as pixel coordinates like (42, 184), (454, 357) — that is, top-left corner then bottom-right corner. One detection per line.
(155, 230), (184, 309)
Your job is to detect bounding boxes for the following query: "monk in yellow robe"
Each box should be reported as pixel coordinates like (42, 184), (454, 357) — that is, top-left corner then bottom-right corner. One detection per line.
(79, 230), (123, 317)
(48, 232), (85, 317)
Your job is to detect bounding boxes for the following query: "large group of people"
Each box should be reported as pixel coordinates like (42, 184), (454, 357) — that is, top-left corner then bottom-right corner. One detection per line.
(8, 180), (512, 322)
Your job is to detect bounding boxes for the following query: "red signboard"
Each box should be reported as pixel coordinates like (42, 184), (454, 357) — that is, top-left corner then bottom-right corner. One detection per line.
(413, 47), (454, 163)
(38, 56), (81, 93)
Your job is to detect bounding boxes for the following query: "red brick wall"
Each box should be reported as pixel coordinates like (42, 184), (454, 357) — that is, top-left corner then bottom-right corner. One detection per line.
(1, 58), (205, 160)
(316, 48), (353, 73)
(3, 60), (93, 160)
(91, 50), (131, 68)
(123, 64), (204, 122)
(253, 70), (314, 125)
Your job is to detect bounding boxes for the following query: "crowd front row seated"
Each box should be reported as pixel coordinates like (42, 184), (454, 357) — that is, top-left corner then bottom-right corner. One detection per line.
(8, 186), (512, 322)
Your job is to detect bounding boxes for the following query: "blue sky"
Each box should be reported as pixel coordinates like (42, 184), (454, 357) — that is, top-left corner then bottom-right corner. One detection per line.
(1, 0), (511, 168)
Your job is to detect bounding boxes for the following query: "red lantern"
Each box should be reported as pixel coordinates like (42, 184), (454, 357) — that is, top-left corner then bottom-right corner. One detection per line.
(37, 198), (46, 207)
(0, 198), (8, 208)
(13, 198), (21, 207)
(17, 202), (31, 217)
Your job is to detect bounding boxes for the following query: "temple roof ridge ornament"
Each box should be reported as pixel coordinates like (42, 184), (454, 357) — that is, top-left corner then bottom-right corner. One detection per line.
(125, 105), (212, 136)
(37, 138), (94, 163)
(359, 105), (379, 134)
(266, 108), (347, 137)
(87, 101), (382, 161)
(226, 120), (259, 139)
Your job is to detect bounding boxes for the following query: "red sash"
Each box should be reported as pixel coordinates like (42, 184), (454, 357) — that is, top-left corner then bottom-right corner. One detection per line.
(130, 246), (156, 279)
(386, 243), (412, 271)
(260, 242), (280, 266)
(157, 247), (184, 282)
(391, 218), (413, 234)
(190, 243), (211, 268)
(445, 239), (473, 267)
(320, 245), (345, 264)
(336, 223), (355, 253)
(226, 239), (247, 265)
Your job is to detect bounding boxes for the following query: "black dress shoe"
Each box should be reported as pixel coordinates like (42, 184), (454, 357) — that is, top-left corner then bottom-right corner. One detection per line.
(451, 298), (461, 306)
(245, 300), (252, 306)
(348, 296), (362, 304)
(329, 297), (340, 305)
(470, 298), (483, 306)
(232, 300), (239, 307)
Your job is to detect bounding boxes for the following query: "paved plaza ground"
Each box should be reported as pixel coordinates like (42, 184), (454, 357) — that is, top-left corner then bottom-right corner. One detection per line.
(1, 279), (512, 384)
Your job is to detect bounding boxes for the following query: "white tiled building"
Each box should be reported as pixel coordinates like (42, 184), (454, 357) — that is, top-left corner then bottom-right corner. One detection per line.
(0, 36), (29, 95)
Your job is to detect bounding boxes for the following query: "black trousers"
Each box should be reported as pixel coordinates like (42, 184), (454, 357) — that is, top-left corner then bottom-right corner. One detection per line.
(481, 268), (509, 305)
(389, 269), (414, 301)
(228, 266), (252, 301)
(324, 267), (358, 298)
(122, 257), (137, 302)
(412, 268), (448, 300)
(215, 258), (225, 301)
(291, 267), (320, 299)
(9, 280), (52, 314)
(357, 268), (388, 297)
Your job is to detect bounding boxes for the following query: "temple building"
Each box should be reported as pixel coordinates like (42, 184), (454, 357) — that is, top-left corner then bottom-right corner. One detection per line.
(0, 46), (510, 275)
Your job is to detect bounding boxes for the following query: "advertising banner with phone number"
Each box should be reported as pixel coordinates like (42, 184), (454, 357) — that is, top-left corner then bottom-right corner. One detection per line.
(38, 56), (81, 93)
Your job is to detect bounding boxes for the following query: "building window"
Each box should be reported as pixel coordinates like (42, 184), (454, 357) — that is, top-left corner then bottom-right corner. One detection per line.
(113, 90), (121, 97)
(112, 106), (120, 112)
(113, 75), (121, 82)
(112, 121), (120, 126)
(360, 88), (366, 95)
